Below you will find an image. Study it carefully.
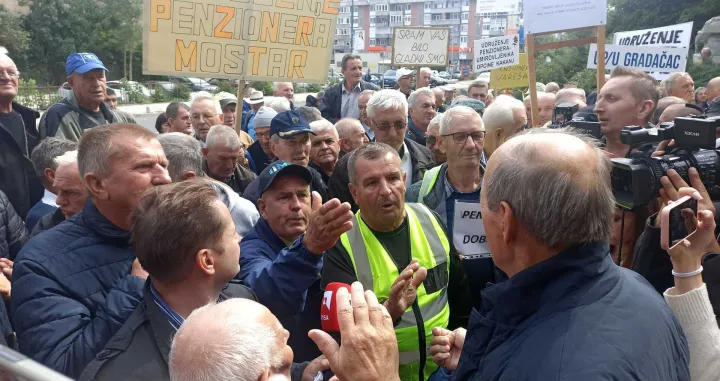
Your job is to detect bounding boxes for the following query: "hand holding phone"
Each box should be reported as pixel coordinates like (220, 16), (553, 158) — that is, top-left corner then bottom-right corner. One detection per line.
(660, 195), (698, 250)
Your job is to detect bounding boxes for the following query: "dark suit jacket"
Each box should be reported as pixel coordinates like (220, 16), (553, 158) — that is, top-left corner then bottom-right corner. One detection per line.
(320, 80), (379, 123)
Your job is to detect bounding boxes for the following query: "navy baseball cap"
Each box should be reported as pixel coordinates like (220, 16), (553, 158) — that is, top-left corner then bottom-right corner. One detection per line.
(66, 53), (108, 77)
(259, 161), (312, 195)
(270, 110), (315, 139)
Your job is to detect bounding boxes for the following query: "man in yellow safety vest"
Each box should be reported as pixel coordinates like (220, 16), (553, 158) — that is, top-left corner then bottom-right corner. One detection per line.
(321, 142), (471, 381)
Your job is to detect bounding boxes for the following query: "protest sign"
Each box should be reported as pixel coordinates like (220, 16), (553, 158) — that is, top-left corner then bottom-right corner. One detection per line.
(143, 0), (339, 83)
(490, 53), (528, 89)
(587, 44), (688, 73)
(524, 0), (607, 35)
(392, 27), (450, 67)
(476, 0), (520, 14)
(453, 201), (491, 260)
(613, 22), (693, 49)
(473, 35), (520, 72)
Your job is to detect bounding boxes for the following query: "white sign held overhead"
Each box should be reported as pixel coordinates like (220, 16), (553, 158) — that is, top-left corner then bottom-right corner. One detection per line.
(392, 27), (450, 67)
(476, 0), (520, 14)
(613, 22), (693, 49)
(473, 35), (520, 72)
(524, 0), (607, 35)
(587, 44), (688, 73)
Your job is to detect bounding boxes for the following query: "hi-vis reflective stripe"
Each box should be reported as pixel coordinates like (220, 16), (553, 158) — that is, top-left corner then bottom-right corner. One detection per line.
(406, 204), (447, 265)
(396, 287), (448, 330)
(418, 165), (443, 203)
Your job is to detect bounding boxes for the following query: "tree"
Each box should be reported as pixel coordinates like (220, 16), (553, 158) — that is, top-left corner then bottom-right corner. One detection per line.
(0, 5), (30, 59)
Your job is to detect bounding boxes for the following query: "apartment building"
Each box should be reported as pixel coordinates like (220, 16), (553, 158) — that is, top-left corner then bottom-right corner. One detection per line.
(334, 0), (523, 68)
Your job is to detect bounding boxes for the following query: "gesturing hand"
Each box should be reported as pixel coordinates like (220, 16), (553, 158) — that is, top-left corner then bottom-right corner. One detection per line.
(303, 192), (354, 255)
(429, 327), (466, 371)
(383, 259), (428, 321)
(309, 282), (400, 381)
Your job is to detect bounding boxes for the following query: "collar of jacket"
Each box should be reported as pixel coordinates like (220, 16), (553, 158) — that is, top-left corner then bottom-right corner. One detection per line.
(143, 281), (176, 365)
(78, 198), (132, 245)
(480, 242), (613, 325)
(404, 138), (434, 172)
(11, 101), (40, 128)
(252, 218), (288, 253)
(407, 118), (425, 139)
(65, 91), (117, 123)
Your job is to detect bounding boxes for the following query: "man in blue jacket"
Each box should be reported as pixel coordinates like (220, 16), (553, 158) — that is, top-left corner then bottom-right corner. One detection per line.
(12, 124), (172, 378)
(238, 161), (353, 362)
(429, 128), (690, 380)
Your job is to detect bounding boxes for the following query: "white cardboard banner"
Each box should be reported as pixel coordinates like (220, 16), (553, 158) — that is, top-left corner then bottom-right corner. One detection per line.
(524, 0), (607, 35)
(473, 35), (520, 72)
(587, 44), (688, 73)
(476, 0), (520, 14)
(392, 27), (450, 67)
(613, 22), (694, 49)
(453, 201), (491, 259)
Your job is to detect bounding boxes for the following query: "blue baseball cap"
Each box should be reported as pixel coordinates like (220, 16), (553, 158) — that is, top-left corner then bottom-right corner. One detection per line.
(270, 110), (315, 139)
(259, 161), (312, 195)
(65, 53), (109, 77)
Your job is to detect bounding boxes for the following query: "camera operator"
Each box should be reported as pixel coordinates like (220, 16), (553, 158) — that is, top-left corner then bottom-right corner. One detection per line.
(595, 67), (659, 158)
(660, 193), (720, 381)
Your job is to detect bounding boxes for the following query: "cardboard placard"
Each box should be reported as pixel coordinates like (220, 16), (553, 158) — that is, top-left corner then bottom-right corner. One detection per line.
(524, 0), (607, 35)
(143, 0), (339, 83)
(473, 35), (520, 72)
(587, 44), (688, 73)
(490, 53), (528, 89)
(613, 22), (693, 50)
(392, 27), (450, 67)
(476, 0), (520, 14)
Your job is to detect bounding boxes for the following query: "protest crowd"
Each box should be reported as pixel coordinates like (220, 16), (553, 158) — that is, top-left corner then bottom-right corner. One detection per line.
(3, 30), (720, 381)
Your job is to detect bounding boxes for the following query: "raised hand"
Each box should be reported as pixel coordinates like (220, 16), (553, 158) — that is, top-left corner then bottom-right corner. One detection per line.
(303, 191), (354, 255)
(383, 259), (427, 320)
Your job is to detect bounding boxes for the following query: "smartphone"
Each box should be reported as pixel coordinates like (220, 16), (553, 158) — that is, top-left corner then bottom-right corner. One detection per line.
(660, 195), (698, 249)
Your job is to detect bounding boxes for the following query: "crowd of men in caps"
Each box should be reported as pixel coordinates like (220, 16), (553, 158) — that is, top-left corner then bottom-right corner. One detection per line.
(1, 44), (720, 381)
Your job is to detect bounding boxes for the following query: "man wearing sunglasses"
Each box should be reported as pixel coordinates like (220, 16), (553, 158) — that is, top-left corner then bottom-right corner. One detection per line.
(407, 106), (505, 308)
(328, 90), (435, 212)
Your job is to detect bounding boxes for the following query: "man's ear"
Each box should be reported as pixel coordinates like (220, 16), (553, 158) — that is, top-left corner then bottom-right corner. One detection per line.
(67, 74), (75, 87)
(349, 183), (359, 206)
(44, 168), (56, 183)
(195, 248), (215, 276)
(437, 136), (447, 154)
(83, 173), (108, 200)
(637, 100), (655, 123)
(499, 201), (517, 246)
(182, 171), (196, 181)
(258, 198), (269, 221)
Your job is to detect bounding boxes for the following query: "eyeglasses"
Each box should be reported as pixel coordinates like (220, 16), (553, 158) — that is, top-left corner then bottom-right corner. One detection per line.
(371, 119), (406, 132)
(0, 70), (19, 79)
(442, 131), (485, 144)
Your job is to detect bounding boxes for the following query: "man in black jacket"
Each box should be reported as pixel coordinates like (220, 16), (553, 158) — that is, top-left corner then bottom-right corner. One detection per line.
(79, 181), (318, 381)
(320, 54), (379, 124)
(202, 125), (256, 195)
(328, 89), (435, 212)
(0, 51), (43, 219)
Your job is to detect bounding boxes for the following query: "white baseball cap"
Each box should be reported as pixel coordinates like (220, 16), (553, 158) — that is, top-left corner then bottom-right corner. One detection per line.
(396, 68), (415, 80)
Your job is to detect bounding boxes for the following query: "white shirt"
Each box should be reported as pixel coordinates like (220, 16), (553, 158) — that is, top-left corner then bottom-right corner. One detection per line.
(401, 142), (412, 187)
(41, 190), (57, 206)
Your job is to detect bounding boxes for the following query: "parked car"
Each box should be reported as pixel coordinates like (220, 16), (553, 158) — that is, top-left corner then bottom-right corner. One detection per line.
(58, 82), (128, 102)
(452, 72), (462, 80)
(382, 70), (397, 89)
(146, 81), (176, 93)
(366, 73), (382, 86)
(438, 71), (451, 79)
(169, 77), (218, 92)
(58, 82), (73, 99)
(107, 81), (152, 98)
(430, 75), (449, 87)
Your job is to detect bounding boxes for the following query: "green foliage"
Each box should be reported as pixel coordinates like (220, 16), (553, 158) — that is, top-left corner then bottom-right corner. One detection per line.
(251, 81), (273, 96)
(570, 69), (600, 93)
(16, 78), (62, 110)
(0, 5), (29, 59)
(307, 84), (323, 93)
(688, 61), (720, 87)
(149, 83), (191, 103)
(215, 80), (235, 94)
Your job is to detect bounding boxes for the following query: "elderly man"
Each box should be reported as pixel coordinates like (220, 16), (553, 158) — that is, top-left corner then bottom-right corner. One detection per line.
(242, 111), (328, 206)
(407, 88), (438, 146)
(219, 96), (238, 129)
(433, 87), (447, 112)
(336, 118), (369, 157)
(426, 114), (446, 165)
(323, 142), (470, 381)
(556, 88), (587, 108)
(320, 54), (379, 123)
(265, 96), (292, 113)
(358, 89), (376, 140)
(595, 67), (658, 158)
(533, 92), (556, 127)
(329, 90), (435, 212)
(0, 51), (43, 219)
(430, 128), (689, 380)
(243, 90), (265, 137)
(273, 82), (295, 104)
(26, 138), (77, 229)
(246, 107), (277, 175)
(39, 53), (134, 141)
(78, 180), (271, 381)
(652, 96), (685, 125)
(308, 119), (340, 184)
(417, 67), (432, 89)
(396, 68), (415, 99)
(202, 125), (256, 195)
(30, 150), (87, 239)
(165, 102), (193, 135)
(297, 106), (322, 123)
(705, 77), (720, 116)
(662, 72), (695, 104)
(482, 95), (527, 158)
(658, 103), (704, 124)
(467, 80), (490, 104)
(544, 82), (560, 94)
(239, 161), (352, 361)
(190, 95), (221, 146)
(12, 124), (171, 378)
(157, 133), (258, 238)
(443, 86), (456, 105)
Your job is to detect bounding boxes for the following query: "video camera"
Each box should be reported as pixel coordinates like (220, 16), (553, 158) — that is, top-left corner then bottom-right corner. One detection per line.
(548, 103), (603, 140)
(611, 115), (720, 209)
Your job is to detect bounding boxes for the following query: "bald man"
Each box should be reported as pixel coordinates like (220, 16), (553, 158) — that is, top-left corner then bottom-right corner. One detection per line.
(652, 97), (685, 125)
(430, 128), (690, 381)
(706, 77), (720, 116)
(482, 95), (527, 158)
(433, 87), (447, 112)
(658, 103), (703, 124)
(534, 92), (556, 127)
(336, 118), (368, 157)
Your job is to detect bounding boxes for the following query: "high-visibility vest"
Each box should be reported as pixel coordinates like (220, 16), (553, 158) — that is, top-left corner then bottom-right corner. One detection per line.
(340, 203), (450, 381)
(418, 166), (443, 204)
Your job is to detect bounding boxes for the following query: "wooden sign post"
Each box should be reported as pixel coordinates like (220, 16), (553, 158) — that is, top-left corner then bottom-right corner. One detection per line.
(527, 25), (606, 127)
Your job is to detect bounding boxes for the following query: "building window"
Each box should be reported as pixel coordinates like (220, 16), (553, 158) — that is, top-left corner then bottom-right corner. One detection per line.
(370, 39), (376, 45)
(406, 4), (411, 10)
(353, 17), (358, 25)
(372, 4), (388, 12)
(483, 24), (490, 30)
(460, 36), (467, 43)
(463, 0), (469, 5)
(425, 3), (431, 9)
(354, 6), (358, 13)
(404, 15), (411, 24)
(341, 6), (349, 13)
(390, 15), (401, 23)
(432, 14), (442, 20)
(450, 13), (459, 20)
(424, 14), (431, 22)
(462, 12), (468, 20)
(461, 25), (468, 32)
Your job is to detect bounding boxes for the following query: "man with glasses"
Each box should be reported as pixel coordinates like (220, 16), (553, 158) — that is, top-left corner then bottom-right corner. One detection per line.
(407, 106), (505, 308)
(328, 90), (435, 212)
(0, 48), (43, 219)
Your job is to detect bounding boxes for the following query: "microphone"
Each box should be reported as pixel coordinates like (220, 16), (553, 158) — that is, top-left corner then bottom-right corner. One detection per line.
(321, 282), (351, 332)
